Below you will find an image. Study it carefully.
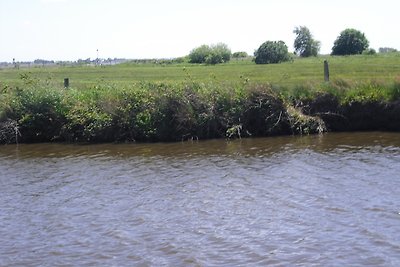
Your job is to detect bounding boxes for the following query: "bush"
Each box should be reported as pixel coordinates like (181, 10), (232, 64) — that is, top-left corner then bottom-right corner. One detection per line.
(232, 51), (248, 59)
(331, 28), (369, 55)
(188, 45), (211, 64)
(10, 87), (68, 142)
(362, 48), (377, 55)
(254, 41), (290, 64)
(189, 43), (231, 64)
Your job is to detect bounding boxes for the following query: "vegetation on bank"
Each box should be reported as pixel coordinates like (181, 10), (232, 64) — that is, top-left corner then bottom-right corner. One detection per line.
(1, 54), (400, 144)
(1, 76), (400, 144)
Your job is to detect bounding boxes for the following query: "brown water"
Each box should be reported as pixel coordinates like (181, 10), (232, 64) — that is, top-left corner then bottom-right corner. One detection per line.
(1, 132), (400, 266)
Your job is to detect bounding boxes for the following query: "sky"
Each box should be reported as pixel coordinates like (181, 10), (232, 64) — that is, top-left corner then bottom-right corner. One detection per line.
(0, 0), (399, 62)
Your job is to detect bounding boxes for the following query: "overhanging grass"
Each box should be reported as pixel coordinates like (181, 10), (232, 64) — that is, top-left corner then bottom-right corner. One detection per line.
(1, 76), (400, 144)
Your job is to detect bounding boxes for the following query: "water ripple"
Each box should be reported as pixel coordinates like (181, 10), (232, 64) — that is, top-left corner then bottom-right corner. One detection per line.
(1, 133), (400, 266)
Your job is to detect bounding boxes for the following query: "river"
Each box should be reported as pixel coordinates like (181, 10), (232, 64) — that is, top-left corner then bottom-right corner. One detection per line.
(0, 132), (399, 266)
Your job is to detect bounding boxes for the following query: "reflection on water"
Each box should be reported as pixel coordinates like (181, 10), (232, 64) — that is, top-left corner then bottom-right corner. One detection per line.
(0, 132), (400, 266)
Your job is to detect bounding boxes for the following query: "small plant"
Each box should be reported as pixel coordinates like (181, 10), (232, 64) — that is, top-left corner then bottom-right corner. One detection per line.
(286, 105), (326, 135)
(226, 124), (242, 139)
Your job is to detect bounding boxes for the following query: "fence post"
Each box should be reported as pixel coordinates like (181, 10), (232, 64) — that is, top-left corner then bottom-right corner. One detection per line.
(64, 78), (69, 88)
(324, 60), (329, 82)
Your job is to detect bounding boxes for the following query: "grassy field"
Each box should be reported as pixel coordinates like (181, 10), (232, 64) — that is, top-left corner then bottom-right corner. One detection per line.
(1, 53), (400, 89)
(1, 53), (400, 143)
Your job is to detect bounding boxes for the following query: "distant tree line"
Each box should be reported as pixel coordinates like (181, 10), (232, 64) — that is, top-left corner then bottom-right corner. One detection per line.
(34, 59), (55, 65)
(188, 27), (398, 66)
(379, 47), (397, 53)
(5, 27), (398, 69)
(0, 58), (129, 69)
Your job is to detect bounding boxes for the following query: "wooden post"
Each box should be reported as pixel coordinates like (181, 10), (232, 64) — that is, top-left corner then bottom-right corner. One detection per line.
(324, 60), (329, 82)
(64, 78), (69, 88)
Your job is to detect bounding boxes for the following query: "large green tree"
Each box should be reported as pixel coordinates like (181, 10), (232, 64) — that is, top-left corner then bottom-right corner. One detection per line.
(331, 28), (369, 55)
(254, 41), (290, 64)
(293, 26), (320, 57)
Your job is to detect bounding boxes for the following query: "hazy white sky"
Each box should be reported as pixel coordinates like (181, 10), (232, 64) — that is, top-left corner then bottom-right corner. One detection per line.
(0, 0), (399, 61)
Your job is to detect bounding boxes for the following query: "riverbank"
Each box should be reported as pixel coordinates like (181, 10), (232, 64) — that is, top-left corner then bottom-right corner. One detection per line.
(1, 77), (400, 144)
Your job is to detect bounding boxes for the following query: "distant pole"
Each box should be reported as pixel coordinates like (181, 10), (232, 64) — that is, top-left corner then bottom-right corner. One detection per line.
(64, 78), (69, 88)
(96, 49), (99, 66)
(324, 60), (330, 82)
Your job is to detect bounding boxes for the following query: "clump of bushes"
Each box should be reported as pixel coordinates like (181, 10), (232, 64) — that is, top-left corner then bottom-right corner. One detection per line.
(189, 43), (231, 65)
(232, 51), (248, 59)
(6, 86), (68, 142)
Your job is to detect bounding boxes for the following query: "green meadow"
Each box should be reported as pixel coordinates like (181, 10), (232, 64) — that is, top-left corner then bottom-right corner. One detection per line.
(1, 54), (400, 88)
(1, 53), (400, 144)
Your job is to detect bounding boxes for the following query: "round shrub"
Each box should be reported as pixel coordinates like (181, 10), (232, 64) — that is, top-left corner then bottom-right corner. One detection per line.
(254, 41), (290, 64)
(331, 28), (369, 55)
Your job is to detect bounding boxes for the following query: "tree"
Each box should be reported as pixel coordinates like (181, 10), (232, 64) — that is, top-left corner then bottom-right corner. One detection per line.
(331, 28), (369, 55)
(293, 26), (320, 57)
(188, 43), (231, 64)
(254, 41), (290, 64)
